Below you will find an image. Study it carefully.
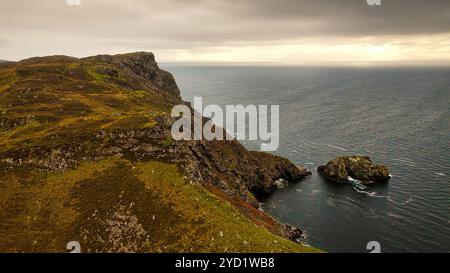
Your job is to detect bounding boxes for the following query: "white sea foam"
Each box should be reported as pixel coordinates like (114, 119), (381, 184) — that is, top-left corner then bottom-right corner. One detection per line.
(387, 212), (405, 219)
(387, 196), (413, 205)
(275, 178), (288, 189)
(366, 192), (387, 198)
(324, 143), (347, 151)
(353, 188), (368, 194)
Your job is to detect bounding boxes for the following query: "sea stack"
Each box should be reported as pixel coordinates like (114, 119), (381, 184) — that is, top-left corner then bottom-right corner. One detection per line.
(318, 156), (390, 184)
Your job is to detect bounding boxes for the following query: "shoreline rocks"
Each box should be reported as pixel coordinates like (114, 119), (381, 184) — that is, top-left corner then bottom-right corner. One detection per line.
(318, 156), (390, 184)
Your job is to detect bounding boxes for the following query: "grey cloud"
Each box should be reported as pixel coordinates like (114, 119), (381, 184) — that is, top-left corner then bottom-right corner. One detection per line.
(183, 0), (450, 38)
(0, 0), (449, 59)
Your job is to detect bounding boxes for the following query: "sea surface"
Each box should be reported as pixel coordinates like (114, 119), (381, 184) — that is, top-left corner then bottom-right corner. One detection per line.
(162, 64), (450, 253)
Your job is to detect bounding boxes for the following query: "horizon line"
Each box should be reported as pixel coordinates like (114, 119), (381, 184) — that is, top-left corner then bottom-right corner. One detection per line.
(160, 59), (450, 67)
(3, 54), (450, 67)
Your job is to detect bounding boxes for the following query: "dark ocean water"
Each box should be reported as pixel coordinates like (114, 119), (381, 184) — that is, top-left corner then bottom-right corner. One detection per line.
(162, 64), (450, 253)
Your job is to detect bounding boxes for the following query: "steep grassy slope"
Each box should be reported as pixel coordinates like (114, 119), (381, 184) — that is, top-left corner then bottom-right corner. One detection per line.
(0, 52), (319, 253)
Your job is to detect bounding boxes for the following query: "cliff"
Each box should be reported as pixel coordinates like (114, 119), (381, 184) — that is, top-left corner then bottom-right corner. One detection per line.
(0, 52), (318, 253)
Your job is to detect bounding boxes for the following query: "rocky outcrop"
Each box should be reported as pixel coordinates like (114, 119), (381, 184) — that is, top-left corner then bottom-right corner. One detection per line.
(184, 140), (311, 205)
(318, 156), (390, 184)
(83, 52), (181, 97)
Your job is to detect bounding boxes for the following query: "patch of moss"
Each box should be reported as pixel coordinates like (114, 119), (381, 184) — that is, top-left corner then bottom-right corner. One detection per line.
(161, 137), (173, 147)
(85, 66), (107, 82)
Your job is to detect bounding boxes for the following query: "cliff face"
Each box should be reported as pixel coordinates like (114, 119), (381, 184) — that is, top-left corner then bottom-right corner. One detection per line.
(0, 52), (316, 253)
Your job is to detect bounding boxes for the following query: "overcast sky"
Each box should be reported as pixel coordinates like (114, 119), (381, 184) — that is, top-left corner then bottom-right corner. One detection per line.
(1, 0), (450, 64)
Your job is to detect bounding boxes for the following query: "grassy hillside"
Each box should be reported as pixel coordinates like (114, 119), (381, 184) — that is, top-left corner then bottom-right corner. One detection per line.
(0, 158), (320, 252)
(0, 53), (320, 253)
